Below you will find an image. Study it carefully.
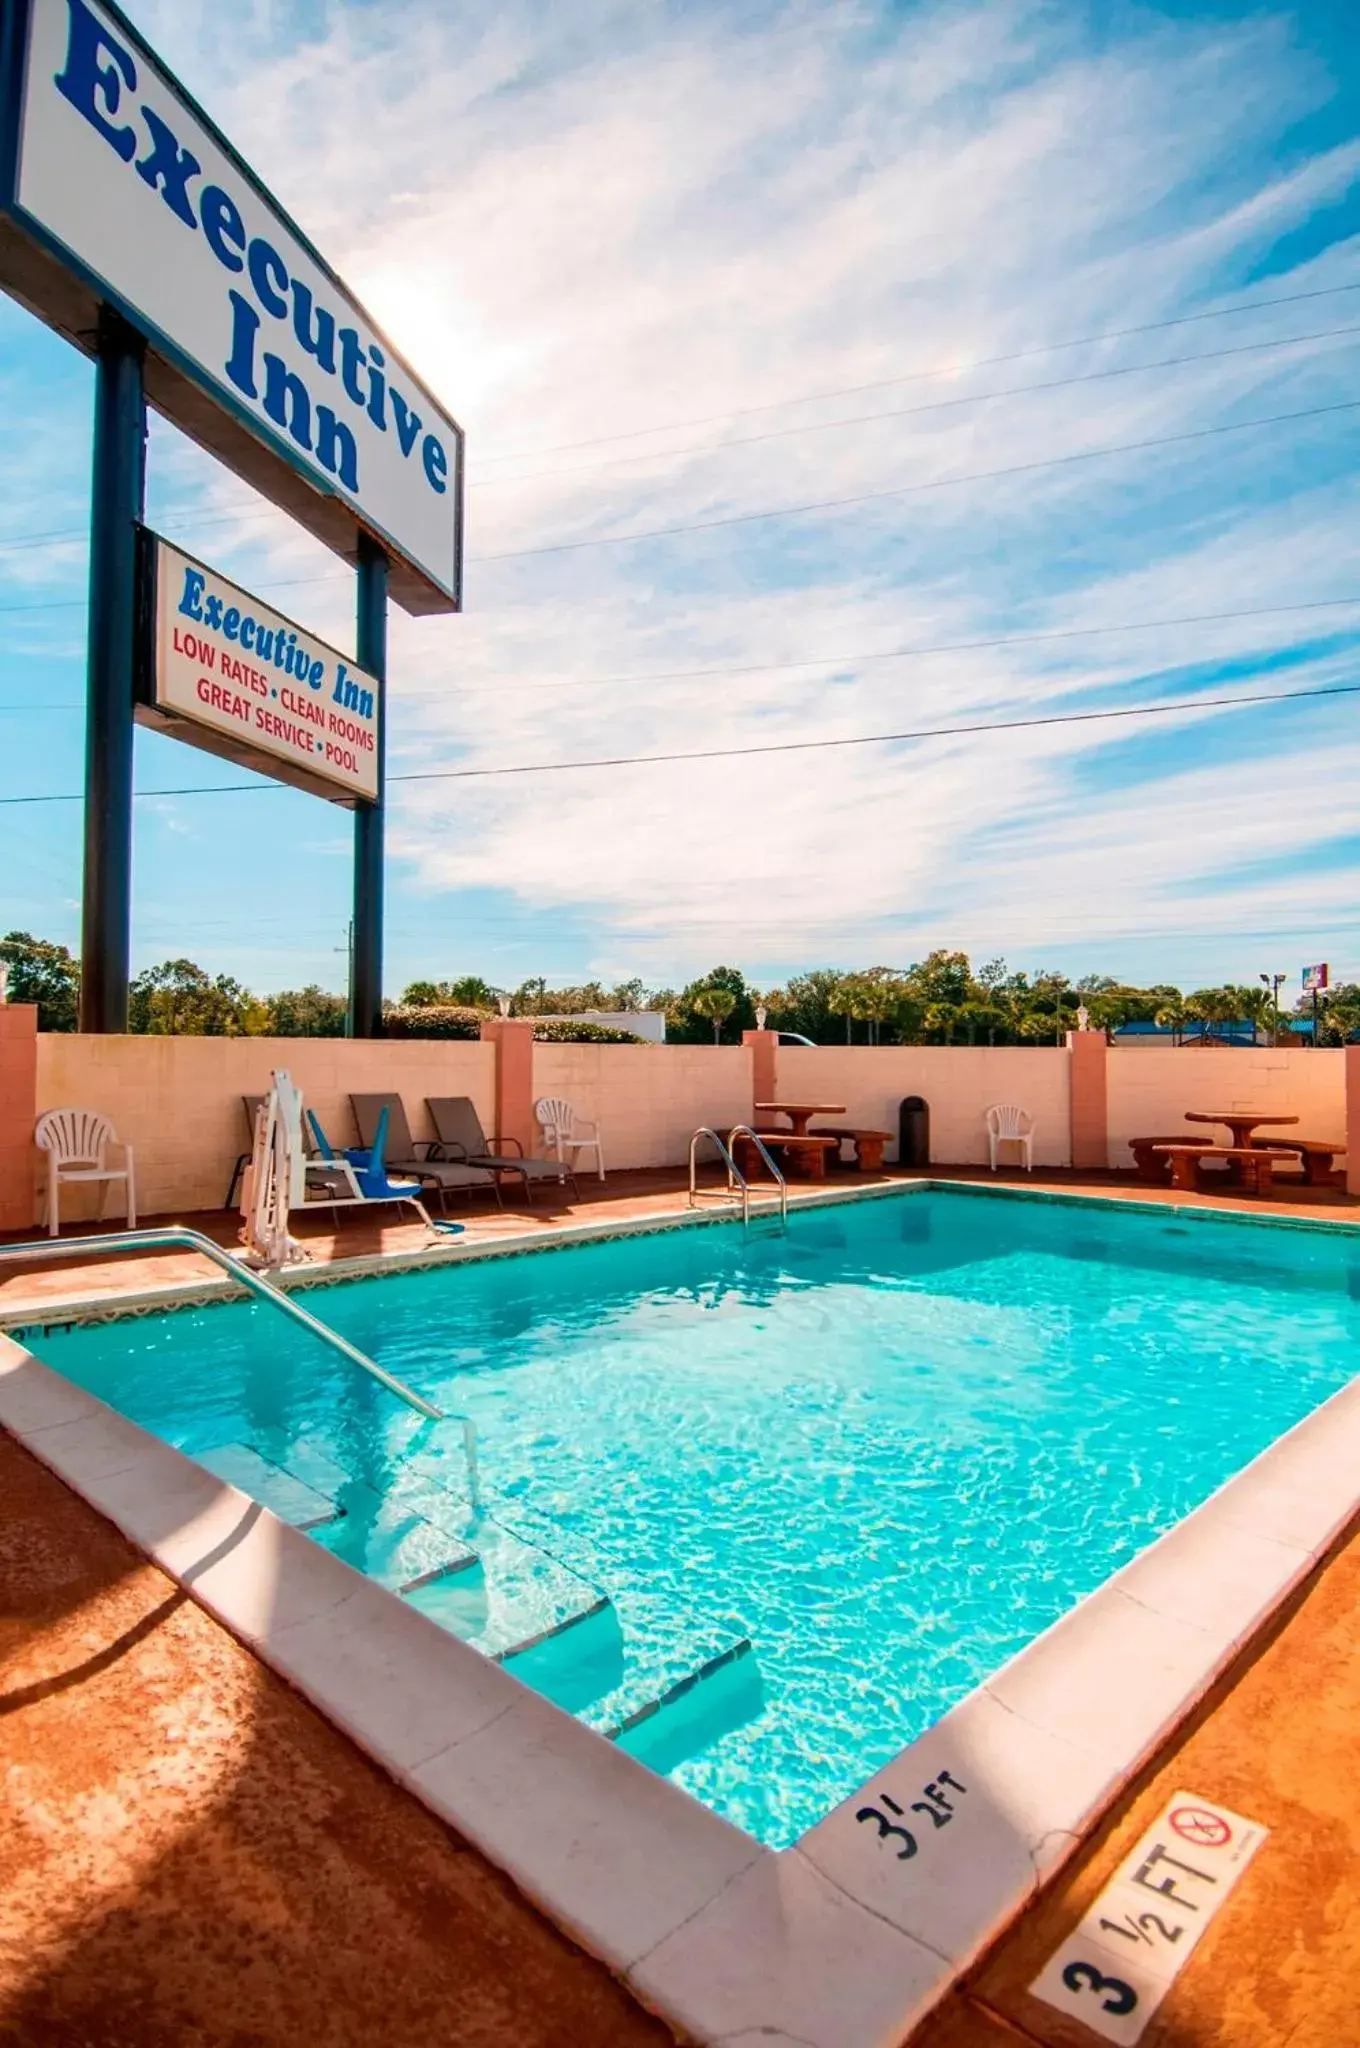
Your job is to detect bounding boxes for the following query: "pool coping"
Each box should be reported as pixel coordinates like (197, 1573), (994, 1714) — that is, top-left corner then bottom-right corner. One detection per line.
(3, 1183), (1360, 2046)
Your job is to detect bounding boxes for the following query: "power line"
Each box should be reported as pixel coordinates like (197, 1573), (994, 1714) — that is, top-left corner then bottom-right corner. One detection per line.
(469, 397), (1360, 564)
(386, 678), (1360, 780)
(474, 321), (1360, 485)
(400, 596), (1360, 702)
(7, 596), (1360, 720)
(0, 496), (297, 559)
(3, 384), (1355, 601)
(2, 285), (1357, 561)
(473, 280), (1360, 462)
(0, 675), (1353, 806)
(7, 311), (1351, 557)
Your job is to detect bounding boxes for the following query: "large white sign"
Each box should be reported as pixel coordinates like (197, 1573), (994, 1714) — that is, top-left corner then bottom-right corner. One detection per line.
(4, 0), (462, 610)
(139, 535), (380, 804)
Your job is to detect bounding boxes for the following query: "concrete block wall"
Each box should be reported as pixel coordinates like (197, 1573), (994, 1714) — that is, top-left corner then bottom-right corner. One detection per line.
(531, 1043), (753, 1171)
(5, 1026), (1351, 1229)
(775, 1045), (1073, 1166)
(34, 1034), (496, 1221)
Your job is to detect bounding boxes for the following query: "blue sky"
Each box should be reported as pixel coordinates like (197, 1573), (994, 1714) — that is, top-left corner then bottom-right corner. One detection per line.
(2, 0), (1358, 1003)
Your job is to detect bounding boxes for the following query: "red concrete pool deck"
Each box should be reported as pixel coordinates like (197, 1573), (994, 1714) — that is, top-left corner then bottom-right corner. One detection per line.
(0, 1430), (673, 2048)
(911, 1508), (1360, 2048)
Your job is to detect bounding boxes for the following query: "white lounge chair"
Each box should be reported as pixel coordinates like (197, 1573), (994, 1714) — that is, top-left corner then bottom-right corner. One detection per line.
(535, 1097), (605, 1180)
(35, 1108), (137, 1236)
(985, 1103), (1035, 1172)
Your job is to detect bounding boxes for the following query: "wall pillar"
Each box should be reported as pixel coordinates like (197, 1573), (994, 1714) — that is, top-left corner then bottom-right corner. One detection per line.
(1347, 1045), (1360, 1198)
(1067, 1029), (1108, 1170)
(480, 1018), (538, 1158)
(0, 1006), (39, 1230)
(742, 1029), (777, 1118)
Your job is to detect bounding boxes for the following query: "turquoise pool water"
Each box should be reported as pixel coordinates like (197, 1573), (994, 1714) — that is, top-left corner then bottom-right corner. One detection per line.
(27, 1188), (1360, 1846)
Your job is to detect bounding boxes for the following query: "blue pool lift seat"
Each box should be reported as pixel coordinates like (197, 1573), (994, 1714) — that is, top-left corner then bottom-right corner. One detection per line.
(304, 1108), (464, 1233)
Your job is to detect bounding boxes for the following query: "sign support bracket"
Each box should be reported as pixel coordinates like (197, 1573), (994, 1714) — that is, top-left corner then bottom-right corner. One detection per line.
(79, 305), (146, 1034)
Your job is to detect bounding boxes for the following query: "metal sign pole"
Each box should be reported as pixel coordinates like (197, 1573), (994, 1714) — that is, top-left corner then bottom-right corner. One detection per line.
(79, 306), (146, 1034)
(349, 533), (388, 1037)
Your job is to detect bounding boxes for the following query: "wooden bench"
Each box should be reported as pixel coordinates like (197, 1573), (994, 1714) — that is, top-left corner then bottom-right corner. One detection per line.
(1130, 1135), (1212, 1184)
(731, 1131), (840, 1181)
(808, 1126), (895, 1173)
(1250, 1137), (1344, 1187)
(1152, 1143), (1301, 1196)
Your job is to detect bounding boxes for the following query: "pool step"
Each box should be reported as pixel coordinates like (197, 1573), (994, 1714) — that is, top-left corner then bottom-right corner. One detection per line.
(195, 1438), (752, 1773)
(309, 1482), (480, 1593)
(501, 1590), (764, 1774)
(500, 1601), (627, 1715)
(194, 1441), (343, 1531)
(581, 1617), (758, 1747)
(224, 1439), (606, 1662)
(402, 1515), (608, 1660)
(612, 1638), (764, 1780)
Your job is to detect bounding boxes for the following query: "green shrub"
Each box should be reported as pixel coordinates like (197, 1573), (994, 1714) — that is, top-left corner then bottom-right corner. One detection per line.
(384, 1004), (489, 1040)
(532, 1019), (644, 1044)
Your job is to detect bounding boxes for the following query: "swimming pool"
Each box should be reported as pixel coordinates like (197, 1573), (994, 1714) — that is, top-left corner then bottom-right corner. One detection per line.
(27, 1186), (1360, 1848)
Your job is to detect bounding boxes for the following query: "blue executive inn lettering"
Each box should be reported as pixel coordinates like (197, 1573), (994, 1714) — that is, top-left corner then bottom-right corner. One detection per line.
(177, 563), (375, 719)
(54, 0), (450, 502)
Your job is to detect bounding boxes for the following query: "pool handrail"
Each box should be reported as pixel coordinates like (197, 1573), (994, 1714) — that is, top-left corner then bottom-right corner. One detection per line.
(0, 1224), (448, 1425)
(688, 1126), (787, 1227)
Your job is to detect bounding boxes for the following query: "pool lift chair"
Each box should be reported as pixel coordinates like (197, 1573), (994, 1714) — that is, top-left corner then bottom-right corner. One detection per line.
(240, 1072), (463, 1270)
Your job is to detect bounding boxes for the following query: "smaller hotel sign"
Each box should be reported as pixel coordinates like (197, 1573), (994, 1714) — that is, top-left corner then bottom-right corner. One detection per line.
(136, 534), (379, 805)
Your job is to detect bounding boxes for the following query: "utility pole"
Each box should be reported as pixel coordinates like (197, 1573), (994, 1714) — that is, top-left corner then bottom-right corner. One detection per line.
(1259, 971), (1286, 1046)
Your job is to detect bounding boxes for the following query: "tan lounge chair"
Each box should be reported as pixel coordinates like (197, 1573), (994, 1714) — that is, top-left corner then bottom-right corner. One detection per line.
(426, 1096), (579, 1203)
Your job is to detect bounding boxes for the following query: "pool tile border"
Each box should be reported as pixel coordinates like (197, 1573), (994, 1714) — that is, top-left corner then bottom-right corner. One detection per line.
(4, 1186), (1360, 2046)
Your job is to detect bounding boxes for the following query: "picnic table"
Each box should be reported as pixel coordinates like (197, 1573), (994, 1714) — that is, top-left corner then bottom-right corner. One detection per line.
(1184, 1111), (1299, 1148)
(1154, 1144), (1292, 1197)
(755, 1102), (846, 1138)
(740, 1105), (848, 1183)
(1183, 1112), (1299, 1186)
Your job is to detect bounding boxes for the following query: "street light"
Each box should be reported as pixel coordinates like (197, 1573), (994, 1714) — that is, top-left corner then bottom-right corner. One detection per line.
(1259, 972), (1286, 1043)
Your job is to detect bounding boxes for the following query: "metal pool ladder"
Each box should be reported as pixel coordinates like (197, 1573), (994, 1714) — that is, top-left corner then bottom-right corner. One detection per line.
(0, 1225), (479, 1495)
(688, 1126), (787, 1229)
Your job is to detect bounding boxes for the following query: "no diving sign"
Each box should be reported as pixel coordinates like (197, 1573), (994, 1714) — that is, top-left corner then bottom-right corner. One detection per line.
(1029, 1790), (1268, 2044)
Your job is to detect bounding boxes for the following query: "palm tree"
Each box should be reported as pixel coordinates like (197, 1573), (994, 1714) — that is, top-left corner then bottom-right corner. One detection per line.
(1185, 987), (1238, 1046)
(690, 984), (737, 1044)
(1323, 990), (1360, 1044)
(1154, 996), (1189, 1046)
(830, 973), (861, 1044)
(835, 969), (900, 1045)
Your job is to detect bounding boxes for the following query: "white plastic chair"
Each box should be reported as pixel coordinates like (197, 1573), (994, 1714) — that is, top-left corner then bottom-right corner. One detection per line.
(35, 1109), (137, 1237)
(985, 1103), (1035, 1172)
(535, 1097), (605, 1181)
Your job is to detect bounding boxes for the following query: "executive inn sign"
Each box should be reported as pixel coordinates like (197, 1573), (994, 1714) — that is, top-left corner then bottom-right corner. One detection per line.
(0, 0), (466, 1029)
(0, 0), (463, 611)
(139, 536), (381, 805)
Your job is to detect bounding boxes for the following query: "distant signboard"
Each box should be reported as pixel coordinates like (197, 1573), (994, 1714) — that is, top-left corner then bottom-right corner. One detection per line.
(1302, 964), (1329, 991)
(135, 533), (379, 804)
(0, 0), (463, 613)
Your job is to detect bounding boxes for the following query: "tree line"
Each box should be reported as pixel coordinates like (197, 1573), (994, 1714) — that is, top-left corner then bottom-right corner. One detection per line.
(4, 932), (1353, 1045)
(655, 959), (1357, 1046)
